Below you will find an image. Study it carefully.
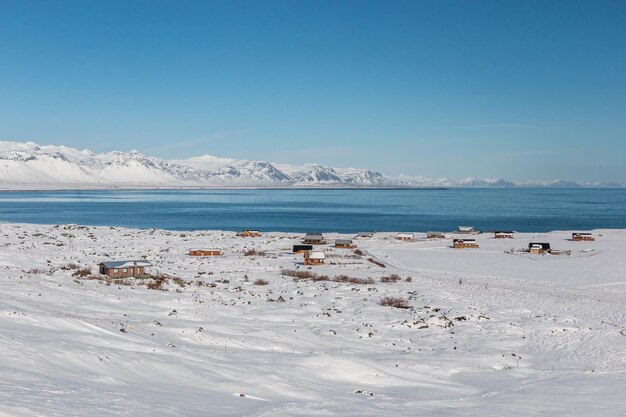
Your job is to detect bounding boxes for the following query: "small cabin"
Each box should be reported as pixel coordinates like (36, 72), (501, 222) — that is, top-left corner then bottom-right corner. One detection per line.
(304, 250), (326, 265)
(189, 248), (222, 256)
(293, 244), (314, 254)
(303, 232), (325, 245)
(453, 238), (479, 249)
(458, 226), (476, 234)
(238, 229), (261, 237)
(98, 260), (152, 278)
(335, 239), (355, 248)
(395, 233), (415, 241)
(427, 231), (445, 239)
(356, 232), (374, 238)
(494, 231), (514, 239)
(572, 232), (594, 241)
(528, 242), (551, 254)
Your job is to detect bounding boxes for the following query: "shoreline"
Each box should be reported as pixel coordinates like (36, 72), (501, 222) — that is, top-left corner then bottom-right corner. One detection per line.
(0, 220), (623, 235)
(0, 185), (451, 192)
(0, 185), (624, 192)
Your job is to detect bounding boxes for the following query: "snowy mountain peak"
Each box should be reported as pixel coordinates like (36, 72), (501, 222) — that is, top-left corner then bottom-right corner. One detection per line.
(0, 141), (621, 189)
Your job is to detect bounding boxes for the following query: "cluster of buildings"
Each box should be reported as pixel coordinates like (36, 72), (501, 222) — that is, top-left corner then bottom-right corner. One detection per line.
(96, 228), (596, 278)
(296, 232), (362, 265)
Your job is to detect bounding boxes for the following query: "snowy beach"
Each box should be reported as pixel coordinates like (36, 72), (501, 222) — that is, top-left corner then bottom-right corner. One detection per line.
(1, 224), (625, 416)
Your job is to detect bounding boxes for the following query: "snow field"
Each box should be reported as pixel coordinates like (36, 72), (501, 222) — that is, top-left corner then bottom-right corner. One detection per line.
(0, 224), (625, 416)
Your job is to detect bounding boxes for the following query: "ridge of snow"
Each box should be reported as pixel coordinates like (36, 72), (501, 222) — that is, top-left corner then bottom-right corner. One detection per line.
(0, 141), (622, 189)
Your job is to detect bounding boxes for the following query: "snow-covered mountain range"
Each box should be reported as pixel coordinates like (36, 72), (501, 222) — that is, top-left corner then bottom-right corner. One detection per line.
(0, 141), (621, 189)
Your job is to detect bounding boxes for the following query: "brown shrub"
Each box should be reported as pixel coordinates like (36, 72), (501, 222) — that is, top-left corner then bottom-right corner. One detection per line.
(353, 249), (364, 256)
(333, 275), (375, 285)
(367, 258), (386, 268)
(26, 268), (48, 274)
(380, 274), (401, 283)
(244, 249), (266, 256)
(380, 296), (410, 309)
(280, 269), (319, 279)
(74, 274), (108, 282)
(113, 278), (133, 286)
(60, 262), (81, 270)
(280, 269), (374, 285)
(311, 275), (330, 281)
(253, 279), (269, 286)
(170, 276), (188, 288)
(146, 278), (167, 290)
(72, 267), (93, 277)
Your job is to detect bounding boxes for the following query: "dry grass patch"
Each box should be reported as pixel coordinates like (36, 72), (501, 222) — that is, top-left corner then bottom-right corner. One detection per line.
(26, 268), (49, 275)
(72, 267), (93, 277)
(367, 258), (386, 268)
(380, 296), (410, 309)
(253, 279), (270, 286)
(380, 274), (402, 283)
(280, 269), (323, 281)
(280, 269), (373, 285)
(334, 275), (375, 285)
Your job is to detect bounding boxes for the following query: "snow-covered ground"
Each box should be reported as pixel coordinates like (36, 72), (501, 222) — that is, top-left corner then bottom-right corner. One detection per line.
(0, 224), (625, 416)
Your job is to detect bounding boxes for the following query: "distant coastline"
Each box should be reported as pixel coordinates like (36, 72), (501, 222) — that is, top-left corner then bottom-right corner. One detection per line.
(1, 141), (622, 190)
(0, 185), (451, 192)
(1, 185), (625, 192)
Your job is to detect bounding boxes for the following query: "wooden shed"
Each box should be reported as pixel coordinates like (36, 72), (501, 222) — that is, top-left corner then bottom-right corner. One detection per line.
(304, 250), (326, 265)
(528, 242), (551, 254)
(293, 244), (314, 254)
(572, 232), (594, 241)
(98, 260), (152, 278)
(335, 239), (355, 248)
(395, 233), (415, 241)
(303, 233), (326, 245)
(238, 229), (261, 237)
(494, 231), (514, 239)
(427, 231), (446, 239)
(189, 248), (222, 256)
(453, 238), (479, 249)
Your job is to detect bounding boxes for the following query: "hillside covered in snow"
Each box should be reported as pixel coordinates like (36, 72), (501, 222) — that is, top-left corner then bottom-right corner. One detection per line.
(1, 224), (625, 416)
(0, 141), (621, 189)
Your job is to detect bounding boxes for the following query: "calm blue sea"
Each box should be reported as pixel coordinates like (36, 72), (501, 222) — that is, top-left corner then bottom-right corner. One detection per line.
(0, 188), (625, 233)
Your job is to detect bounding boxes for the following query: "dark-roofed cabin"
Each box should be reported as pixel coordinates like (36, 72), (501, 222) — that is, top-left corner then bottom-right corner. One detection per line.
(529, 242), (551, 254)
(304, 250), (326, 265)
(356, 232), (374, 238)
(98, 260), (152, 278)
(494, 231), (514, 239)
(572, 232), (594, 241)
(335, 239), (355, 249)
(189, 248), (222, 256)
(427, 231), (445, 239)
(293, 244), (314, 254)
(238, 229), (261, 237)
(303, 233), (325, 245)
(453, 238), (479, 249)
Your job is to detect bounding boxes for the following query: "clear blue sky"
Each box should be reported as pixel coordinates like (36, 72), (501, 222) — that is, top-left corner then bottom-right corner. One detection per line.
(1, 0), (625, 182)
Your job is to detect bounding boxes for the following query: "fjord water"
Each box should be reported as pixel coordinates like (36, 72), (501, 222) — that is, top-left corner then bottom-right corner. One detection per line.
(0, 188), (625, 233)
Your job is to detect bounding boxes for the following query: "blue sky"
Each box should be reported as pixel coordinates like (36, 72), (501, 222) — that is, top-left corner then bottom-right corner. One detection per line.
(1, 0), (625, 182)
